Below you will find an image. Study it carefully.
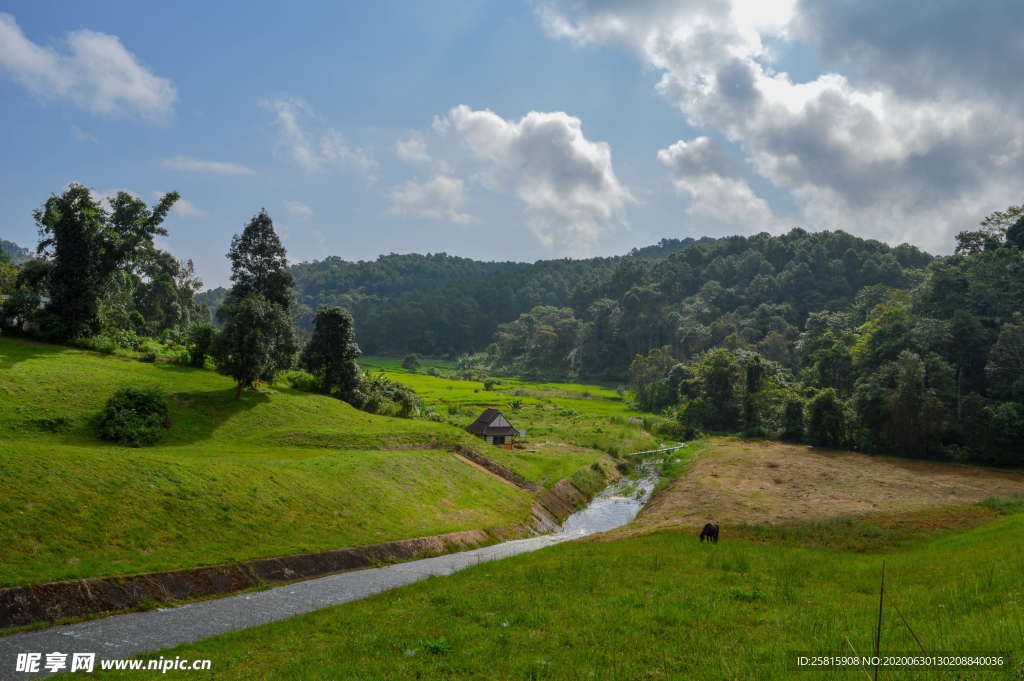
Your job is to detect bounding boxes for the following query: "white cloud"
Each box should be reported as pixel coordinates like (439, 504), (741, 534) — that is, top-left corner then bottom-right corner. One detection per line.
(0, 12), (175, 120)
(394, 134), (432, 164)
(387, 175), (475, 224)
(260, 96), (377, 177)
(658, 137), (778, 228)
(438, 105), (633, 252)
(86, 187), (204, 219)
(537, 0), (1024, 251)
(160, 156), (254, 176)
(285, 200), (313, 218)
(170, 197), (205, 218)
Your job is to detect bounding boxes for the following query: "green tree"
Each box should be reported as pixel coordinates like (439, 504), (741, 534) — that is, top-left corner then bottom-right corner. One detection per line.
(986, 316), (1024, 401)
(1006, 216), (1024, 250)
(300, 306), (362, 398)
(987, 402), (1024, 465)
(402, 353), (422, 372)
(214, 295), (296, 398)
(807, 388), (846, 448)
(628, 345), (677, 412)
(781, 397), (805, 441)
(133, 251), (205, 334)
(888, 350), (947, 456)
(700, 348), (743, 430)
(0, 257), (18, 296)
(33, 184), (179, 339)
(224, 211), (294, 311)
(214, 212), (297, 398)
(185, 322), (217, 368)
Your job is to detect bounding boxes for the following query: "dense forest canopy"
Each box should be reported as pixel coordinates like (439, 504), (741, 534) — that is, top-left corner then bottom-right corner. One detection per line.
(198, 229), (931, 372)
(197, 238), (704, 355)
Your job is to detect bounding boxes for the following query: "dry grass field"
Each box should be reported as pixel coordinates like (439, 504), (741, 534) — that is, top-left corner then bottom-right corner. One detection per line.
(625, 438), (1024, 535)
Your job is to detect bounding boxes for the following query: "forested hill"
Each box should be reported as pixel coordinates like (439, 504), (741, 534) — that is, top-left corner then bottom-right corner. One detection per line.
(196, 230), (934, 366)
(1, 239), (32, 264)
(489, 229), (933, 379)
(197, 237), (707, 354)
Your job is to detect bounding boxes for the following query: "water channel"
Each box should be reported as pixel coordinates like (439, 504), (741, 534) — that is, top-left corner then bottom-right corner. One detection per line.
(0, 458), (669, 680)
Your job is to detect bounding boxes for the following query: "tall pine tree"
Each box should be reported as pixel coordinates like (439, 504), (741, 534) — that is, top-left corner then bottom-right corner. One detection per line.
(215, 211), (297, 397)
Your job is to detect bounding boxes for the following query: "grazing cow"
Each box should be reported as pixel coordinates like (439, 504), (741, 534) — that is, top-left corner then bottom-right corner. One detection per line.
(699, 522), (720, 543)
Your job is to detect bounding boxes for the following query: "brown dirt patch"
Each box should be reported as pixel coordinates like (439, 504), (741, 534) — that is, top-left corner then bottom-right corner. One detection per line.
(620, 438), (1024, 536)
(451, 452), (521, 489)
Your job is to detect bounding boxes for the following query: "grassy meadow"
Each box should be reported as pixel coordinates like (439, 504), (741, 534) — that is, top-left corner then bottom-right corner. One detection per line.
(73, 505), (1024, 680)
(0, 337), (618, 587)
(360, 356), (667, 458)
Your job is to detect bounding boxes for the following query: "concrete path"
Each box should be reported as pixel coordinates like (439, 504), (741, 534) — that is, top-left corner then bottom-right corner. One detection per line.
(1, 466), (660, 680)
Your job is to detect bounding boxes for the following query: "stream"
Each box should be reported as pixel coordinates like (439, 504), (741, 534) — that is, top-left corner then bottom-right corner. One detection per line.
(0, 458), (668, 680)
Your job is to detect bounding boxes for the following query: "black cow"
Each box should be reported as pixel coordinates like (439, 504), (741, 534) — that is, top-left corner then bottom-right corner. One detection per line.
(699, 522), (719, 543)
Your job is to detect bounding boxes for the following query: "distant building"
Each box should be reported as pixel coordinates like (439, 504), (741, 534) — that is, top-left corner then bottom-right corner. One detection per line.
(466, 408), (521, 449)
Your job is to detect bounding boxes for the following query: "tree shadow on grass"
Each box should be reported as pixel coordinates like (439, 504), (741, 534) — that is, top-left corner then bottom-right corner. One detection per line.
(0, 334), (68, 370)
(160, 387), (271, 446)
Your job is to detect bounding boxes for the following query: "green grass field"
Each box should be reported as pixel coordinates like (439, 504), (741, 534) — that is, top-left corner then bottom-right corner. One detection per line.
(0, 337), (612, 587)
(360, 356), (665, 457)
(74, 506), (1024, 680)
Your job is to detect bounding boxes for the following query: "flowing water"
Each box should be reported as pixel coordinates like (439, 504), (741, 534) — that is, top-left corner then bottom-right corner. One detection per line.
(0, 459), (667, 680)
(557, 461), (660, 537)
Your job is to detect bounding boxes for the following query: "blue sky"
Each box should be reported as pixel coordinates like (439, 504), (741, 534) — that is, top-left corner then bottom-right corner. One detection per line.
(2, 1), (1022, 287)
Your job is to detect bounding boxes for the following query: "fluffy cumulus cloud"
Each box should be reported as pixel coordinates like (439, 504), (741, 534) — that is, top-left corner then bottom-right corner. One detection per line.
(160, 156), (254, 176)
(437, 105), (633, 252)
(387, 175), (475, 224)
(261, 97), (376, 177)
(0, 13), (176, 119)
(537, 0), (1024, 251)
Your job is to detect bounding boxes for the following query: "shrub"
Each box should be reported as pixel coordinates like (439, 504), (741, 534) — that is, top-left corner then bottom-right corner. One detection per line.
(402, 353), (422, 372)
(76, 335), (118, 355)
(185, 323), (217, 368)
(283, 369), (320, 393)
(97, 387), (171, 447)
(349, 374), (421, 418)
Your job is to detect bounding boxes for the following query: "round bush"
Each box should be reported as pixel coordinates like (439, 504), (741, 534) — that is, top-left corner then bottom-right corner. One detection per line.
(97, 387), (171, 447)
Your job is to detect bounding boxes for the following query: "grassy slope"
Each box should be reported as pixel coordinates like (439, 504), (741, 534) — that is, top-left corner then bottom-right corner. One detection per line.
(361, 357), (664, 458)
(1, 337), (611, 586)
(77, 510), (1024, 681)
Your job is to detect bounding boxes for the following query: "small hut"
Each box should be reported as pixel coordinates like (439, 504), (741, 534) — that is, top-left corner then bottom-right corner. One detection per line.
(466, 408), (520, 449)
